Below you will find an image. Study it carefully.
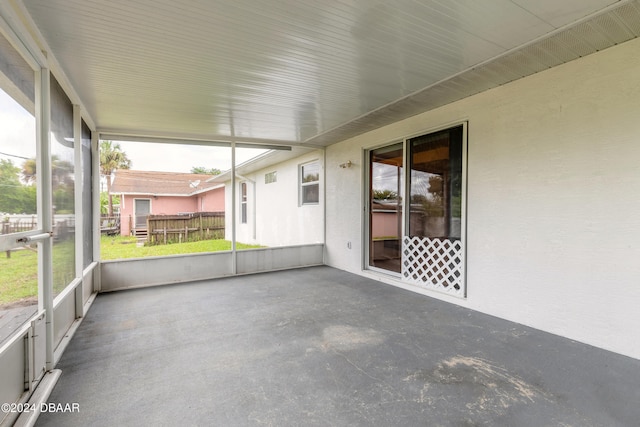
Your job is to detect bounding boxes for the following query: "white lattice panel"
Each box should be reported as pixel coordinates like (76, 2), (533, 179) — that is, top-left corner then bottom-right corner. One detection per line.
(402, 236), (465, 296)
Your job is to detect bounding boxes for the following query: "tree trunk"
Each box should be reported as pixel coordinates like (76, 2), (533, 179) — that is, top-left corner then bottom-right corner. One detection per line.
(106, 173), (113, 216)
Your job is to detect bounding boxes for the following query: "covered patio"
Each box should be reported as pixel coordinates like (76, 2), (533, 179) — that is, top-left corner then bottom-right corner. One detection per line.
(37, 267), (640, 426)
(2, 1), (640, 426)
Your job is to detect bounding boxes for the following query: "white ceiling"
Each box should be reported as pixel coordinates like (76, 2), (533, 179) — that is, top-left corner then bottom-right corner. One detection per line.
(20, 0), (640, 147)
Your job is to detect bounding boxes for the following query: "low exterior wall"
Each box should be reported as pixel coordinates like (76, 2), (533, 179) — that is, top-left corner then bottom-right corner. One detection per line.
(100, 244), (324, 292)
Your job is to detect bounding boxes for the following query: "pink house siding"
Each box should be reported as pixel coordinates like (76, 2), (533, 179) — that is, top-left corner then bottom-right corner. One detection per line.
(371, 211), (399, 239)
(118, 187), (225, 236)
(198, 189), (225, 212)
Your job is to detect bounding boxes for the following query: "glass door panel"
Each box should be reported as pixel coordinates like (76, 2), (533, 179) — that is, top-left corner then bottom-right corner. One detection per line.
(134, 199), (151, 228)
(369, 143), (403, 273)
(408, 126), (463, 240)
(404, 125), (465, 295)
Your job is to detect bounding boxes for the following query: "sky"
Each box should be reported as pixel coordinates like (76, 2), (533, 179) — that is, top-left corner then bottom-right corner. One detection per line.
(114, 140), (265, 173)
(0, 89), (36, 163)
(1, 88), (265, 174)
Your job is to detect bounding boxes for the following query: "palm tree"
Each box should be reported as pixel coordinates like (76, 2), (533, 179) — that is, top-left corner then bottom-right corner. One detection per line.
(21, 155), (74, 186)
(100, 141), (131, 216)
(21, 158), (37, 184)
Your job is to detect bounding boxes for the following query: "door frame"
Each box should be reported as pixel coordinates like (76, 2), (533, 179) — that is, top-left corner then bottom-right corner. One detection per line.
(133, 198), (152, 228)
(363, 121), (468, 297)
(364, 141), (404, 277)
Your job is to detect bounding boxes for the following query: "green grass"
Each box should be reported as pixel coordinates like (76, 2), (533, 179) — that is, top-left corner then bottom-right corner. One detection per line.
(0, 240), (76, 306)
(0, 237), (263, 306)
(100, 235), (262, 260)
(0, 248), (38, 305)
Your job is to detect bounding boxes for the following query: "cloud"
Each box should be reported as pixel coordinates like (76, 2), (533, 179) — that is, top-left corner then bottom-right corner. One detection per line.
(0, 89), (36, 162)
(114, 141), (267, 173)
(2, 88), (267, 172)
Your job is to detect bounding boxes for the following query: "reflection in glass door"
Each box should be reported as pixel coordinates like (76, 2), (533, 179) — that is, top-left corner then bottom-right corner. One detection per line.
(408, 126), (463, 240)
(404, 125), (465, 295)
(369, 143), (403, 273)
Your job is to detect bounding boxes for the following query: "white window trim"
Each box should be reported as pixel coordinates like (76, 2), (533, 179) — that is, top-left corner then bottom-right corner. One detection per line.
(299, 160), (320, 206)
(265, 171), (277, 184)
(363, 121), (468, 298)
(240, 182), (248, 224)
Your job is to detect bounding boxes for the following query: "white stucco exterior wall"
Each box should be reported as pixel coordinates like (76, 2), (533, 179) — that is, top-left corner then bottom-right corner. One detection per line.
(325, 37), (640, 360)
(224, 150), (324, 247)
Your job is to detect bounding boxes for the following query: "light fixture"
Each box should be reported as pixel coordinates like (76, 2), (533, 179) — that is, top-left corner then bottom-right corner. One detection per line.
(339, 160), (353, 169)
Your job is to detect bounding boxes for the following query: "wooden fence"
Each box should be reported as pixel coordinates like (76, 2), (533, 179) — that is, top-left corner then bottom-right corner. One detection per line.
(147, 212), (225, 245)
(100, 215), (120, 235)
(1, 216), (37, 235)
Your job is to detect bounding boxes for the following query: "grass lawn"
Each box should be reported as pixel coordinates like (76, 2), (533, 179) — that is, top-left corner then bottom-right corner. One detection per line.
(100, 235), (262, 260)
(0, 248), (38, 305)
(0, 240), (74, 306)
(0, 237), (262, 306)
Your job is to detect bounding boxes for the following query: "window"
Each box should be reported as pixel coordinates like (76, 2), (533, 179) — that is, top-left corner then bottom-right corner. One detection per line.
(265, 171), (277, 184)
(300, 161), (319, 205)
(240, 182), (247, 224)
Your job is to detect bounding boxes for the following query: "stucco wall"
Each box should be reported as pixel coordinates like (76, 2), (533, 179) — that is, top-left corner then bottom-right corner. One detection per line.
(224, 150), (324, 247)
(198, 187), (225, 212)
(325, 38), (640, 359)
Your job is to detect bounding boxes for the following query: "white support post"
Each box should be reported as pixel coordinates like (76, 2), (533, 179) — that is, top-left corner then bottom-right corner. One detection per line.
(92, 131), (101, 291)
(36, 66), (54, 371)
(322, 147), (327, 264)
(73, 105), (83, 318)
(231, 141), (237, 274)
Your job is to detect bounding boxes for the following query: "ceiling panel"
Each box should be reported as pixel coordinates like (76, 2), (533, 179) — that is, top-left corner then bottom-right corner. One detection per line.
(20, 0), (634, 147)
(511, 0), (622, 27)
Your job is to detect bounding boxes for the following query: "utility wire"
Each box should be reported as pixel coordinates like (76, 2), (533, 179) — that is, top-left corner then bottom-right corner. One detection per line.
(0, 151), (31, 160)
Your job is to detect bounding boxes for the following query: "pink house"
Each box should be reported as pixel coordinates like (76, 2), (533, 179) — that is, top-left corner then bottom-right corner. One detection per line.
(111, 170), (225, 236)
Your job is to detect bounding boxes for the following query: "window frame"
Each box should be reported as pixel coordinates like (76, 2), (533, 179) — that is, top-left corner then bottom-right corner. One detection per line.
(364, 122), (468, 297)
(133, 198), (152, 229)
(240, 182), (248, 224)
(299, 160), (320, 206)
(265, 171), (277, 184)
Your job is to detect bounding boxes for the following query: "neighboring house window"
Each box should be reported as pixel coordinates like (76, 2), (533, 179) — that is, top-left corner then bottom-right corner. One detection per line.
(241, 182), (247, 224)
(300, 161), (320, 205)
(265, 171), (277, 184)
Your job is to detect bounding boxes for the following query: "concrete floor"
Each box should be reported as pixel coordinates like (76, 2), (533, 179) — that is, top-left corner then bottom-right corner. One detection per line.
(37, 266), (640, 426)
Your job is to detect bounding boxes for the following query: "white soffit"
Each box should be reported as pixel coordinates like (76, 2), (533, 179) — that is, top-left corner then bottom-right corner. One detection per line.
(20, 0), (640, 147)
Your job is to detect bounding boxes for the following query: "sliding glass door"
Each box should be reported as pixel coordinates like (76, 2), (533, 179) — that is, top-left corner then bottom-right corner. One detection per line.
(367, 124), (466, 296)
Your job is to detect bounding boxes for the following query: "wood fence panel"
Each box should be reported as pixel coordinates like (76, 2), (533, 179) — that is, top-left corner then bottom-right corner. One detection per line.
(147, 212), (225, 245)
(1, 217), (37, 235)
